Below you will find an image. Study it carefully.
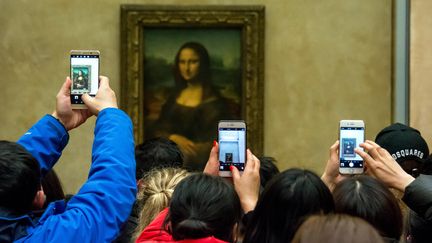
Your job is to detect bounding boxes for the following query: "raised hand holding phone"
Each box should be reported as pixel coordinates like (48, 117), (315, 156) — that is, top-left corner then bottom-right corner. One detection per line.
(81, 76), (118, 116)
(321, 140), (349, 191)
(231, 149), (260, 212)
(52, 77), (92, 131)
(356, 140), (415, 192)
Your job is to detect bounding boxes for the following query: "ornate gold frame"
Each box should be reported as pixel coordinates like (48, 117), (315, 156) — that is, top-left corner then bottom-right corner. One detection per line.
(120, 5), (265, 154)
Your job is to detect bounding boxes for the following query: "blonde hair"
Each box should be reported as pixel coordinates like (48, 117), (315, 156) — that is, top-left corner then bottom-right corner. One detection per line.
(133, 167), (189, 240)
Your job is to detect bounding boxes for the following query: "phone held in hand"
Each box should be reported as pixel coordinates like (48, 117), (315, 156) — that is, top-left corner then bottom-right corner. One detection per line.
(339, 120), (365, 175)
(70, 50), (100, 109)
(218, 120), (247, 177)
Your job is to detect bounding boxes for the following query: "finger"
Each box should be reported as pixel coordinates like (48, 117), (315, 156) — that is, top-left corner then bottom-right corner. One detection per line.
(359, 142), (380, 159)
(253, 154), (260, 172)
(249, 151), (260, 172)
(365, 140), (381, 148)
(58, 77), (71, 97)
(355, 147), (369, 157)
(231, 165), (240, 181)
(359, 142), (372, 150)
(330, 140), (339, 152)
(81, 93), (93, 104)
(355, 148), (377, 170)
(98, 76), (109, 90)
(214, 140), (219, 151)
(329, 140), (340, 160)
(203, 143), (220, 175)
(377, 147), (392, 159)
(245, 149), (255, 171)
(208, 141), (219, 161)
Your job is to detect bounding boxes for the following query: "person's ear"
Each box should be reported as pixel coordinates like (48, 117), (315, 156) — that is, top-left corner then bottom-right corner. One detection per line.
(32, 189), (46, 209)
(137, 178), (143, 191)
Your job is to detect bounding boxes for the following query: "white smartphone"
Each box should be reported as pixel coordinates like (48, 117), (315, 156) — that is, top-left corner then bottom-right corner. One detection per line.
(339, 120), (365, 174)
(218, 120), (247, 177)
(70, 50), (100, 109)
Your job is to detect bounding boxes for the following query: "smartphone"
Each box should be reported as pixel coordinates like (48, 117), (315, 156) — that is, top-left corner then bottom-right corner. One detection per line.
(70, 50), (100, 109)
(339, 120), (365, 174)
(218, 120), (247, 177)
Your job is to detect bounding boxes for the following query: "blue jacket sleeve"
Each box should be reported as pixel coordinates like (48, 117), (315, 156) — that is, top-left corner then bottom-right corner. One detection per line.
(22, 108), (137, 243)
(16, 115), (69, 175)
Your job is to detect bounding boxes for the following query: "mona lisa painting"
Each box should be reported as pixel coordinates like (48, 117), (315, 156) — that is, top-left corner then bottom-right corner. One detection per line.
(121, 5), (264, 170)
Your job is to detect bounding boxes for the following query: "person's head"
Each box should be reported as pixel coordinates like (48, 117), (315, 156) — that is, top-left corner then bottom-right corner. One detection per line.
(133, 168), (189, 240)
(0, 141), (42, 213)
(135, 137), (183, 181)
(243, 168), (335, 243)
(173, 42), (211, 88)
(333, 175), (403, 240)
(375, 123), (429, 177)
(166, 173), (241, 242)
(41, 169), (65, 208)
(258, 156), (280, 188)
(292, 214), (384, 243)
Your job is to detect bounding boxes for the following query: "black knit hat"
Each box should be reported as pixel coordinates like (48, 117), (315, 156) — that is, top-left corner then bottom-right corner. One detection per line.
(375, 123), (429, 164)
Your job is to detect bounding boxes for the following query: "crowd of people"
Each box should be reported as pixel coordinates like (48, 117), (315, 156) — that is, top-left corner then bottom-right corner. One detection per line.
(1, 75), (432, 243)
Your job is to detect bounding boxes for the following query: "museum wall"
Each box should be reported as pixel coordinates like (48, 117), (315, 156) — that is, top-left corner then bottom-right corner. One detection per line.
(0, 0), (392, 194)
(410, 0), (432, 149)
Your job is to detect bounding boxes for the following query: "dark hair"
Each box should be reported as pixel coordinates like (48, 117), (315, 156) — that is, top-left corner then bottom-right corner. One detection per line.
(173, 42), (215, 99)
(41, 169), (65, 208)
(333, 175), (403, 240)
(135, 137), (183, 180)
(166, 173), (241, 242)
(243, 168), (335, 243)
(258, 156), (280, 188)
(0, 141), (41, 213)
(292, 214), (384, 243)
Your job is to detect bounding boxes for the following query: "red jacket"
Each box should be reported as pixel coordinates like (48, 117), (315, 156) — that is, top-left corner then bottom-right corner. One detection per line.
(135, 208), (229, 243)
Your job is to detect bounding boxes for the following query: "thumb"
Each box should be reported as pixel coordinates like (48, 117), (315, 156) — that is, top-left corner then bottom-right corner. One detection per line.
(209, 141), (219, 160)
(81, 93), (93, 104)
(231, 165), (241, 182)
(58, 77), (72, 97)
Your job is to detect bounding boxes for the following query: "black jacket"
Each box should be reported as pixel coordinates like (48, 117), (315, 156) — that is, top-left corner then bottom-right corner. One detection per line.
(402, 175), (432, 243)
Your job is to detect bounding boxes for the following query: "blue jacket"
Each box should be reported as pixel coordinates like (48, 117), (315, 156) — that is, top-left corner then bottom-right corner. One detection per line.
(0, 108), (136, 242)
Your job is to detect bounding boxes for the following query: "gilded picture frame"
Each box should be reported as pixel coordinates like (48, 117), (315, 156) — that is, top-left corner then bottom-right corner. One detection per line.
(120, 5), (264, 168)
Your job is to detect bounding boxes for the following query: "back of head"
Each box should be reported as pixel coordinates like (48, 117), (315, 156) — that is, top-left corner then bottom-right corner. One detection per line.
(135, 137), (183, 180)
(292, 214), (384, 243)
(243, 168), (335, 243)
(375, 123), (429, 176)
(333, 175), (403, 240)
(167, 173), (241, 242)
(0, 141), (41, 213)
(133, 168), (189, 239)
(258, 156), (280, 188)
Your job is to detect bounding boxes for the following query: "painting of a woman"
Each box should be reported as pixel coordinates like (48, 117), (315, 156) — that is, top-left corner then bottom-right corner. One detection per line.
(152, 42), (238, 170)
